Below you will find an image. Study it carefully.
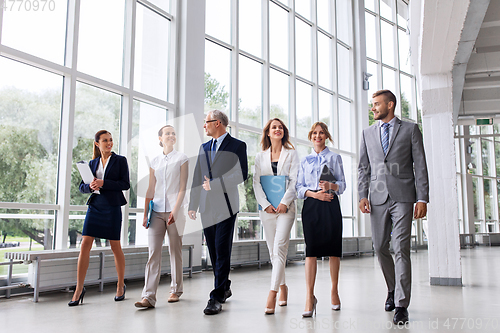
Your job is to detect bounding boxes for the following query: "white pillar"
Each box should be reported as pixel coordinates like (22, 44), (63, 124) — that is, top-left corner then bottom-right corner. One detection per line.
(421, 73), (462, 286)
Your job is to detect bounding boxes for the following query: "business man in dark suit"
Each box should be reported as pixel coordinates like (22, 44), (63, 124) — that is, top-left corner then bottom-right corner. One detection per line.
(358, 90), (429, 325)
(188, 110), (248, 315)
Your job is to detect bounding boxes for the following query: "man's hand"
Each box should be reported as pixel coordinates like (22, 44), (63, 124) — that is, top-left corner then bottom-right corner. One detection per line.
(359, 198), (371, 213)
(414, 202), (427, 219)
(202, 176), (211, 191)
(188, 210), (197, 220)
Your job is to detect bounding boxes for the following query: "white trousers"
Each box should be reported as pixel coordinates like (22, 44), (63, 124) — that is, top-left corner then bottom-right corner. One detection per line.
(141, 210), (185, 306)
(260, 210), (295, 291)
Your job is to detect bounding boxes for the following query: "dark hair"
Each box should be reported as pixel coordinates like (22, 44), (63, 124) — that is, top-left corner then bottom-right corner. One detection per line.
(158, 125), (174, 147)
(308, 122), (333, 142)
(261, 118), (294, 151)
(373, 89), (397, 109)
(93, 130), (111, 159)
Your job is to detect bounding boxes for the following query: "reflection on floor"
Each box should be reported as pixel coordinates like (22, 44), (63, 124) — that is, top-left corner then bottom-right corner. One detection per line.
(1, 247), (500, 333)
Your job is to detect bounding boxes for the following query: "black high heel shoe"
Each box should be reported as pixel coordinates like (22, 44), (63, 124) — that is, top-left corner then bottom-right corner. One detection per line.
(68, 287), (86, 306)
(114, 284), (126, 301)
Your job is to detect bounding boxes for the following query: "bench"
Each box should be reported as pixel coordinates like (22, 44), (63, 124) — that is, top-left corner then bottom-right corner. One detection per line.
(4, 244), (193, 302)
(475, 233), (500, 246)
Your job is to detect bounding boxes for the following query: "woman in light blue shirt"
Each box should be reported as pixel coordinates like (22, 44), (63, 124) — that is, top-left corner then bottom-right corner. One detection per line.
(296, 122), (346, 317)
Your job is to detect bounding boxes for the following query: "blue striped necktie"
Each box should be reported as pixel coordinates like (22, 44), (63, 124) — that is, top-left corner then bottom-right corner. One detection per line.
(381, 123), (390, 155)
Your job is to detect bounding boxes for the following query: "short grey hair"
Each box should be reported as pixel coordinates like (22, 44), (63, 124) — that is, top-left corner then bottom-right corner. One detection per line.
(208, 109), (229, 127)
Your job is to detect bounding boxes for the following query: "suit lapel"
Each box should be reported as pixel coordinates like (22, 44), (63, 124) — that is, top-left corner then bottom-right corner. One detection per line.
(212, 133), (231, 165)
(261, 148), (273, 175)
(386, 118), (401, 156)
(277, 146), (289, 175)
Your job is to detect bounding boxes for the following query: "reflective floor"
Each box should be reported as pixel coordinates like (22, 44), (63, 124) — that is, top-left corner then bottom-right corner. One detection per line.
(1, 247), (500, 332)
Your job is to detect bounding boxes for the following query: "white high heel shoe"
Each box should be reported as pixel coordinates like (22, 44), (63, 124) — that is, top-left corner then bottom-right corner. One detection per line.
(302, 296), (317, 317)
(331, 303), (341, 311)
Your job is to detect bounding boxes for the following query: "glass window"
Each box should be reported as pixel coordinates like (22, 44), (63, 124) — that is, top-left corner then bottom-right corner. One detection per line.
(484, 179), (494, 220)
(472, 177), (480, 219)
(482, 138), (495, 177)
(382, 66), (396, 95)
(365, 12), (379, 60)
(336, 0), (352, 45)
(318, 90), (333, 128)
(469, 138), (478, 175)
(239, 0), (262, 58)
(204, 41), (231, 115)
(338, 99), (352, 151)
(270, 69), (290, 126)
(400, 74), (413, 120)
(398, 28), (411, 73)
(495, 140), (500, 177)
(130, 100), (169, 245)
(148, 0), (171, 13)
(295, 18), (312, 81)
(337, 44), (351, 98)
(497, 180), (500, 222)
(134, 4), (171, 101)
(71, 82), (121, 206)
(0, 57), (62, 207)
(238, 130), (260, 214)
(380, 0), (395, 22)
(343, 218), (354, 237)
(296, 80), (313, 139)
(317, 0), (333, 34)
(380, 20), (395, 67)
(1, 1), (67, 65)
(340, 155), (353, 217)
(365, 0), (376, 12)
(397, 0), (409, 28)
(295, 0), (312, 21)
(367, 60), (379, 101)
(269, 2), (290, 70)
(318, 32), (333, 90)
(480, 125), (493, 135)
(238, 55), (262, 128)
(205, 0), (231, 44)
(78, 0), (125, 85)
(0, 215), (52, 257)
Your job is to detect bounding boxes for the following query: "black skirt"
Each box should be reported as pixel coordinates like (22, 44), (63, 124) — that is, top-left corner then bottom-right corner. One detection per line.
(301, 195), (342, 257)
(82, 196), (122, 240)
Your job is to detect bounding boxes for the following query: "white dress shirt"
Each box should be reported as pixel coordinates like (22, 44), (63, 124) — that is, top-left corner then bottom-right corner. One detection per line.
(150, 150), (189, 212)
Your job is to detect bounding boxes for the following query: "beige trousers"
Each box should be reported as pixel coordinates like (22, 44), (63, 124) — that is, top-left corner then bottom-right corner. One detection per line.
(141, 210), (185, 306)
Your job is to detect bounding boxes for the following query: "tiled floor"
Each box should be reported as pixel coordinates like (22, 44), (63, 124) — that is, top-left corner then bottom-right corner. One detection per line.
(1, 247), (500, 332)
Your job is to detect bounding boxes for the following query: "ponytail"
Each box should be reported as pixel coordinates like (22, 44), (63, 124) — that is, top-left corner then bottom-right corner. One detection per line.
(93, 130), (110, 159)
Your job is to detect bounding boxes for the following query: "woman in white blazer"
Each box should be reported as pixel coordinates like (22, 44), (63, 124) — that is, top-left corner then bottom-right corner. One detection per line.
(253, 118), (300, 315)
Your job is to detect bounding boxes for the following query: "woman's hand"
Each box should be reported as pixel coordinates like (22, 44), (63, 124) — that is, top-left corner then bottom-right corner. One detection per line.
(319, 180), (339, 192)
(314, 189), (334, 202)
(275, 203), (288, 214)
(168, 208), (178, 225)
(264, 205), (275, 214)
(143, 214), (149, 229)
(90, 178), (104, 191)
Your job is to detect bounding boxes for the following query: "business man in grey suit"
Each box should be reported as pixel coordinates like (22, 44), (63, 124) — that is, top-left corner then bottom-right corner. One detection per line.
(358, 90), (429, 325)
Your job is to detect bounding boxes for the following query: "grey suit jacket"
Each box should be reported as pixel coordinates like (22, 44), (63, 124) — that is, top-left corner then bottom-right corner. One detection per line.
(358, 117), (429, 205)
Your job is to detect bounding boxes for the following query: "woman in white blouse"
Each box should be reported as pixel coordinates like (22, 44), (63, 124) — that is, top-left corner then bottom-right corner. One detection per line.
(134, 125), (188, 308)
(253, 118), (300, 314)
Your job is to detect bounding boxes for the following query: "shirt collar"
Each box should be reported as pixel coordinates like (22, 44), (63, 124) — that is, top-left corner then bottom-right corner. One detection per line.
(213, 132), (228, 144)
(313, 146), (329, 156)
(163, 149), (177, 159)
(378, 117), (397, 128)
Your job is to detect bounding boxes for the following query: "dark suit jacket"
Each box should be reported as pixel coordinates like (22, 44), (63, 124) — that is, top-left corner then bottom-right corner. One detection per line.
(189, 133), (248, 224)
(79, 152), (130, 206)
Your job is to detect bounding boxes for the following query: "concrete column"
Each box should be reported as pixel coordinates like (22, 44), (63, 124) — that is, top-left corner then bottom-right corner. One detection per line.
(421, 73), (462, 286)
(175, 0), (206, 270)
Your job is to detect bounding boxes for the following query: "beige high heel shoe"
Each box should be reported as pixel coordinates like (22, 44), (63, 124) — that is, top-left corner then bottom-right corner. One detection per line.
(278, 285), (288, 306)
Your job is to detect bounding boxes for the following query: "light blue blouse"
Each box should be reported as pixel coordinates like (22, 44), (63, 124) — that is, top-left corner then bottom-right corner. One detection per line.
(296, 147), (346, 200)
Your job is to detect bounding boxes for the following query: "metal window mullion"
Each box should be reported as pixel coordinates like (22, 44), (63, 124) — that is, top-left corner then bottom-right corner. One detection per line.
(54, 0), (81, 250)
(231, 0), (239, 132)
(138, 0), (173, 20)
(171, 0), (180, 110)
(262, 0), (269, 126)
(0, 45), (71, 77)
(311, 0), (318, 124)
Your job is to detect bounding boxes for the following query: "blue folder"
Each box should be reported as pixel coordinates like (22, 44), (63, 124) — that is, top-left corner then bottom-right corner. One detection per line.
(259, 175), (287, 210)
(146, 200), (154, 227)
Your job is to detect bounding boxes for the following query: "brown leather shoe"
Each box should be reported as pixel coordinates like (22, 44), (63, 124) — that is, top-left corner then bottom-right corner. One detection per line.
(134, 299), (154, 308)
(167, 293), (180, 303)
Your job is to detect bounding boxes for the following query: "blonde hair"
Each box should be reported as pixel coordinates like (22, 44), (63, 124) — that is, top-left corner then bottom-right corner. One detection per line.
(307, 122), (332, 142)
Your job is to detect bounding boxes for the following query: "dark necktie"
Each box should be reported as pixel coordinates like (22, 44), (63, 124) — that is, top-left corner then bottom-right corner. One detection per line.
(381, 123), (390, 155)
(211, 139), (217, 163)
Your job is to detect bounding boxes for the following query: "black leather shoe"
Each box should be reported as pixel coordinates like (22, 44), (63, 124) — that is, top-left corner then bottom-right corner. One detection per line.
(385, 291), (395, 311)
(393, 307), (409, 325)
(221, 289), (232, 303)
(68, 287), (86, 306)
(204, 299), (222, 315)
(114, 284), (126, 302)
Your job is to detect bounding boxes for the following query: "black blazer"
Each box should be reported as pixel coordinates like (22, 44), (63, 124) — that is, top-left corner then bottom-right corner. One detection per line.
(189, 133), (248, 223)
(79, 152), (130, 206)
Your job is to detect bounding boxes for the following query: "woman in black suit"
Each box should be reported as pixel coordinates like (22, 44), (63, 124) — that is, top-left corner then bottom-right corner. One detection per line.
(69, 130), (130, 306)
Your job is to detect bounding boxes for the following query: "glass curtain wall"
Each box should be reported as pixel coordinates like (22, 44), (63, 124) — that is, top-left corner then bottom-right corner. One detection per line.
(204, 0), (357, 240)
(0, 0), (177, 273)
